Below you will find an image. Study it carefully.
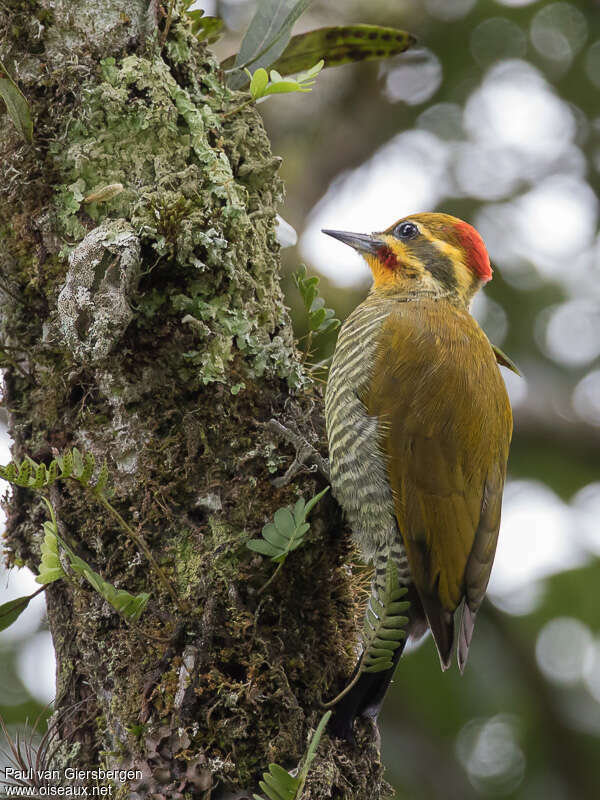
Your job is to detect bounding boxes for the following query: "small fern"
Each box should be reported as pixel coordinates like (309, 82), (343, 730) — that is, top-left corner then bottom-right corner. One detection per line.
(35, 506), (64, 585)
(0, 494), (149, 632)
(0, 447), (107, 494)
(323, 560), (410, 707)
(0, 448), (168, 626)
(37, 497), (149, 621)
(361, 561), (410, 673)
(1, 448), (180, 604)
(254, 711), (331, 800)
(247, 487), (329, 593)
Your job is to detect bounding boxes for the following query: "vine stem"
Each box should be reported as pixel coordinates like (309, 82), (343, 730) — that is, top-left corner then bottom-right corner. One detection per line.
(221, 98), (254, 119)
(159, 0), (176, 48)
(95, 492), (182, 609)
(256, 559), (285, 595)
(321, 659), (365, 709)
(302, 330), (313, 363)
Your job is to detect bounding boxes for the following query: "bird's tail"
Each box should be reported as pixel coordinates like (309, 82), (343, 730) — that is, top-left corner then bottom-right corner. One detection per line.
(457, 599), (477, 674)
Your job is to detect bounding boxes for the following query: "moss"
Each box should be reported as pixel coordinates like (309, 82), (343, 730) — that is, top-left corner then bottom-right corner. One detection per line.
(43, 40), (303, 390)
(0, 3), (385, 798)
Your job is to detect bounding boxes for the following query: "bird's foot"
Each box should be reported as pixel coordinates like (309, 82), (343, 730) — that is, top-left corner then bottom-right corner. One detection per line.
(266, 418), (330, 486)
(329, 702), (383, 748)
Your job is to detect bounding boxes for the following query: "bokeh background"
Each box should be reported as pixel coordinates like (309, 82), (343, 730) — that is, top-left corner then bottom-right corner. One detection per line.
(2, 0), (600, 797)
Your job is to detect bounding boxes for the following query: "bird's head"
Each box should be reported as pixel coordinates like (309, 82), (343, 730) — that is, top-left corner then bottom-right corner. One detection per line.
(323, 212), (492, 305)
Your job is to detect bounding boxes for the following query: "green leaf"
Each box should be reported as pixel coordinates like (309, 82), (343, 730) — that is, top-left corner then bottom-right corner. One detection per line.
(291, 498), (306, 527)
(95, 460), (109, 494)
(317, 316), (341, 335)
(72, 447), (84, 479)
(273, 507), (296, 537)
(248, 488), (328, 565)
(0, 462), (17, 482)
(0, 59), (33, 143)
(247, 538), (281, 557)
(249, 67), (270, 99)
(308, 307), (327, 331)
(268, 24), (416, 77)
(299, 486), (328, 519)
(254, 711), (330, 800)
(323, 563), (410, 709)
(260, 521), (291, 549)
(31, 462), (48, 489)
(287, 522), (309, 551)
(297, 711), (331, 792)
(46, 459), (59, 485)
(262, 79), (304, 95)
(43, 511), (150, 622)
(229, 0), (313, 88)
(0, 594), (34, 632)
(302, 284), (318, 311)
(261, 764), (298, 800)
(71, 555), (150, 621)
(295, 59), (325, 82)
(267, 764), (299, 795)
(248, 487), (329, 591)
(293, 265), (340, 346)
(361, 561), (410, 673)
(309, 295), (325, 313)
(191, 15), (224, 43)
(79, 451), (95, 486)
(110, 590), (150, 621)
(59, 450), (74, 478)
(492, 343), (522, 377)
(36, 519), (65, 585)
(16, 458), (32, 486)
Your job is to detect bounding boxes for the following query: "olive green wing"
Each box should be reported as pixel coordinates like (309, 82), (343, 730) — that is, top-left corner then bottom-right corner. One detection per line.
(365, 301), (512, 669)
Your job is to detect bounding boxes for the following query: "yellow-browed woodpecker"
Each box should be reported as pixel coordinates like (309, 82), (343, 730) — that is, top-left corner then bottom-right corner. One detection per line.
(323, 213), (513, 739)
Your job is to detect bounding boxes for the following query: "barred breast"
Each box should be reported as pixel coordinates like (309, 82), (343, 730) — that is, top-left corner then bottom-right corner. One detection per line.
(325, 295), (411, 583)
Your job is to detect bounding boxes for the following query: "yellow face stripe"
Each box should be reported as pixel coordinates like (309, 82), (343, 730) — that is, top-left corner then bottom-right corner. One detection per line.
(359, 214), (485, 304)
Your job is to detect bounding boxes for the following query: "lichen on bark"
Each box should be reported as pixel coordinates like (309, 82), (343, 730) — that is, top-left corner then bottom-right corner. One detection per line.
(0, 2), (389, 798)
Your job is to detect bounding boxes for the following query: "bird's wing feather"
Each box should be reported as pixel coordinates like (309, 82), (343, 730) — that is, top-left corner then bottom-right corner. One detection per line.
(364, 299), (512, 668)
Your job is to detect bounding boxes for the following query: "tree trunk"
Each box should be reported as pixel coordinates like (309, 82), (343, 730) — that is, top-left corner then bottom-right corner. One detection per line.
(0, 2), (390, 797)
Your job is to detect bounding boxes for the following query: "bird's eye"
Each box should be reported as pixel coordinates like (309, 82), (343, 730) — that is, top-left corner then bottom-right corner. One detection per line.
(394, 221), (419, 240)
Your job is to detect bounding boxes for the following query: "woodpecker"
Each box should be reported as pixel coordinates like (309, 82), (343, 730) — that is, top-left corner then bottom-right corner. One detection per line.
(323, 213), (513, 739)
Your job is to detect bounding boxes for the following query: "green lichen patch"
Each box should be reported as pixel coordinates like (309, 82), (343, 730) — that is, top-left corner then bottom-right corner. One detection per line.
(48, 39), (302, 389)
(0, 5), (383, 797)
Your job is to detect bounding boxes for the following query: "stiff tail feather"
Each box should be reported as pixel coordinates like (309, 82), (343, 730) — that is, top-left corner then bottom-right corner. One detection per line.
(457, 599), (477, 674)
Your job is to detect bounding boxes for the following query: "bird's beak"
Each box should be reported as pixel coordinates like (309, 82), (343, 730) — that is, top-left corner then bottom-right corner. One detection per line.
(322, 229), (384, 255)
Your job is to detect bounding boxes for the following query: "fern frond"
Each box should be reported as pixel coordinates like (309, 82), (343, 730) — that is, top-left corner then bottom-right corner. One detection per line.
(361, 561), (410, 673)
(0, 449), (163, 619)
(323, 560), (409, 707)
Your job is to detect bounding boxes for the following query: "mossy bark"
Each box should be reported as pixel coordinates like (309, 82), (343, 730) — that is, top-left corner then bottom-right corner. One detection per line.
(0, 2), (390, 797)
